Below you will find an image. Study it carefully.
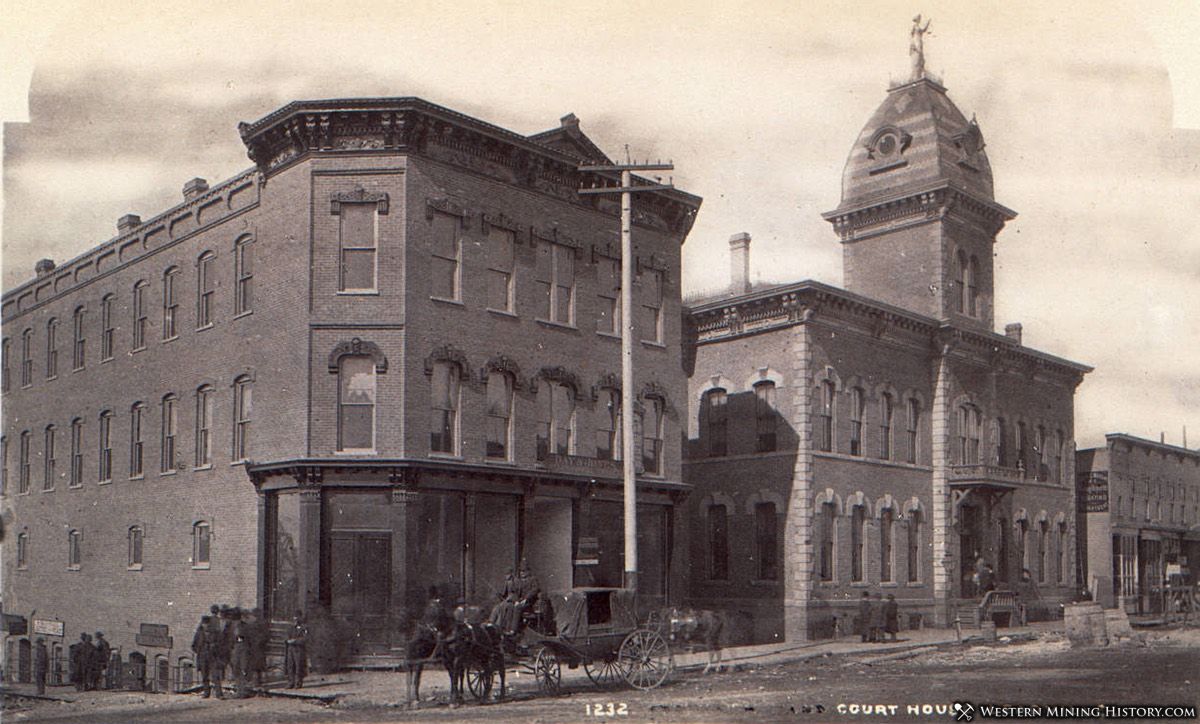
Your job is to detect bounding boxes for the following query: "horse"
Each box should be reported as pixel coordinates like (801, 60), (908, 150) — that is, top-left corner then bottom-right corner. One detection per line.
(661, 607), (728, 674)
(404, 596), (453, 708)
(444, 606), (507, 704)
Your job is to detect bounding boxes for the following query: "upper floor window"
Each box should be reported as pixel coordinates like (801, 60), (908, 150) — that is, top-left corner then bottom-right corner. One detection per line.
(707, 503), (729, 580)
(1, 337), (9, 392)
(195, 386), (213, 467)
(69, 419), (83, 487)
(1052, 430), (1064, 484)
(161, 394), (179, 473)
(538, 242), (575, 325)
(192, 521), (211, 569)
(755, 501), (779, 581)
(341, 203), (378, 292)
(72, 306), (86, 370)
(956, 250), (969, 314)
(162, 267), (180, 339)
(879, 392), (894, 460)
(640, 268), (663, 344)
(132, 280), (149, 349)
(130, 402), (146, 478)
(430, 211), (459, 300)
(849, 387), (865, 456)
(101, 295), (115, 361)
(957, 404), (981, 464)
(596, 387), (621, 461)
(67, 529), (82, 570)
(1016, 421), (1029, 473)
(21, 328), (33, 387)
(232, 375), (252, 462)
(995, 417), (1009, 467)
(704, 388), (728, 457)
(46, 318), (59, 379)
(430, 361), (460, 455)
(755, 381), (778, 453)
(967, 255), (979, 317)
(235, 237), (254, 315)
(17, 531), (29, 569)
(817, 380), (835, 453)
(537, 381), (576, 459)
(197, 252), (216, 328)
(485, 371), (514, 460)
(128, 526), (144, 569)
(1035, 425), (1047, 481)
(98, 411), (113, 483)
(43, 425), (56, 491)
(486, 228), (515, 313)
(641, 395), (665, 475)
(338, 355), (376, 451)
(18, 430), (31, 494)
(597, 257), (621, 335)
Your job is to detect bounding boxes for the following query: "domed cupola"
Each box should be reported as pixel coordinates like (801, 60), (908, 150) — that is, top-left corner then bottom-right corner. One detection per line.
(822, 19), (1015, 331)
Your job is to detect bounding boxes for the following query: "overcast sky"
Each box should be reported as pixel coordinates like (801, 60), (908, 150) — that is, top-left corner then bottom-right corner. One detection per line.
(1, 0), (1197, 451)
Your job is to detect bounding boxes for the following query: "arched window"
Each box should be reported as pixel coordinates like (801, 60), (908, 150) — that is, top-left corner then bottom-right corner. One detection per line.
(956, 250), (969, 314)
(235, 236), (254, 315)
(704, 388), (728, 457)
(232, 375), (252, 461)
(197, 251), (216, 328)
(485, 370), (513, 460)
(70, 419), (83, 487)
(132, 280), (149, 349)
(967, 255), (980, 317)
(20, 328), (33, 387)
(17, 530), (29, 569)
(906, 398), (921, 464)
(67, 529), (82, 570)
(596, 387), (621, 461)
(1056, 522), (1068, 584)
(43, 425), (56, 491)
(754, 501), (778, 581)
(907, 508), (922, 582)
(100, 294), (115, 361)
(1016, 422), (1029, 474)
(339, 356), (376, 451)
(195, 386), (213, 467)
(1038, 520), (1049, 583)
(162, 267), (179, 339)
(1, 337), (9, 391)
(19, 430), (31, 494)
(849, 387), (865, 456)
(161, 394), (179, 473)
(1017, 519), (1030, 573)
(817, 501), (836, 581)
(46, 318), (59, 379)
(430, 361), (460, 455)
(1053, 431), (1064, 484)
(880, 507), (895, 582)
(850, 503), (866, 582)
(707, 503), (729, 580)
(640, 396), (664, 475)
(130, 402), (146, 477)
(72, 306), (86, 370)
(128, 525), (144, 569)
(192, 521), (211, 569)
(879, 392), (894, 460)
(755, 381), (777, 453)
(98, 411), (113, 483)
(957, 404), (981, 464)
(817, 380), (835, 453)
(1035, 425), (1047, 481)
(995, 417), (1009, 467)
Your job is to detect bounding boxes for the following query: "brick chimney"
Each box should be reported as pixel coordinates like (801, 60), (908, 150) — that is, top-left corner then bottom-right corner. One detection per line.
(117, 214), (142, 235)
(1005, 323), (1023, 345)
(729, 232), (751, 295)
(35, 258), (55, 277)
(183, 177), (209, 200)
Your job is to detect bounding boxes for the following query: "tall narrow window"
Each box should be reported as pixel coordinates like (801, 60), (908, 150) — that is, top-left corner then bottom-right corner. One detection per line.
(20, 328), (33, 387)
(1035, 425), (1047, 481)
(128, 526), (144, 569)
(849, 387), (865, 456)
(957, 405), (981, 464)
(195, 386), (213, 467)
(69, 419), (83, 487)
(640, 268), (663, 344)
(596, 388), (621, 461)
(880, 508), (895, 582)
(850, 504), (866, 582)
(235, 237), (253, 315)
(132, 280), (148, 349)
(879, 393), (893, 460)
(707, 503), (729, 580)
(755, 381), (778, 452)
(485, 371), (514, 460)
(597, 257), (621, 335)
(996, 417), (1008, 467)
(967, 256), (979, 317)
(430, 211), (459, 300)
(232, 376), (252, 461)
(101, 295), (114, 361)
(72, 306), (86, 370)
(486, 228), (514, 312)
(907, 509), (922, 582)
(906, 399), (921, 464)
(197, 253), (216, 327)
(1056, 522), (1067, 584)
(1038, 521), (1049, 583)
(956, 250), (969, 314)
(161, 395), (178, 472)
(1, 436), (7, 496)
(818, 502), (836, 581)
(98, 411), (113, 483)
(704, 388), (727, 457)
(1017, 519), (1029, 573)
(537, 381), (576, 458)
(538, 242), (575, 324)
(192, 522), (211, 569)
(19, 430), (31, 494)
(130, 402), (145, 477)
(755, 502), (779, 580)
(430, 362), (460, 454)
(641, 396), (664, 475)
(162, 268), (179, 339)
(45, 319), (58, 378)
(817, 380), (835, 453)
(341, 203), (377, 292)
(1, 337), (9, 391)
(68, 529), (82, 570)
(17, 531), (28, 569)
(1052, 430), (1064, 484)
(43, 425), (56, 491)
(338, 356), (376, 451)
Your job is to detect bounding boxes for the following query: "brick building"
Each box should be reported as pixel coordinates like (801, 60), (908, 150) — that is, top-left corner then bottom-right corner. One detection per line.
(1077, 434), (1200, 613)
(682, 69), (1091, 643)
(1, 98), (700, 677)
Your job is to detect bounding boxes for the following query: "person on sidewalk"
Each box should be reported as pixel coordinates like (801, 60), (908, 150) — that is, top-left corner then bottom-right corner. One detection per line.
(34, 638), (49, 695)
(73, 633), (95, 691)
(883, 595), (900, 642)
(858, 592), (872, 642)
(285, 610), (308, 689)
(870, 592), (885, 643)
(92, 632), (112, 690)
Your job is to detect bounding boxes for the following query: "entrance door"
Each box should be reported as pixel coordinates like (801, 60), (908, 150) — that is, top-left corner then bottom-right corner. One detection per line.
(959, 506), (982, 597)
(330, 532), (392, 654)
(18, 638), (31, 683)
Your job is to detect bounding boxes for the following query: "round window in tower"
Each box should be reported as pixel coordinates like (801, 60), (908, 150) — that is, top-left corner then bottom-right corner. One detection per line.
(877, 133), (897, 156)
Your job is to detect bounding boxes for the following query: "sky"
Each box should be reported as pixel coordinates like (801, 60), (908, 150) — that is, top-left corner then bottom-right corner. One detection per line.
(1, 0), (1197, 451)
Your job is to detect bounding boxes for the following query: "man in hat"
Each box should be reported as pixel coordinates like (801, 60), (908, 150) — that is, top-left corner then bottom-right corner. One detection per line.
(73, 633), (95, 691)
(284, 610), (308, 689)
(192, 613), (225, 698)
(857, 591), (872, 642)
(92, 632), (112, 690)
(33, 637), (49, 695)
(883, 594), (900, 642)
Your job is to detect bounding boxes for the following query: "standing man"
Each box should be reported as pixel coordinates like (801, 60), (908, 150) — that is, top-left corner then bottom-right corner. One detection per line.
(284, 610), (308, 689)
(229, 612), (251, 699)
(74, 633), (95, 691)
(92, 632), (112, 690)
(883, 595), (900, 642)
(33, 637), (49, 695)
(870, 592), (885, 643)
(246, 609), (269, 690)
(857, 592), (872, 642)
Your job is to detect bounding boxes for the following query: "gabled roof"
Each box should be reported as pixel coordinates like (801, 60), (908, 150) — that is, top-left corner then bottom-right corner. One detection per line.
(527, 113), (613, 164)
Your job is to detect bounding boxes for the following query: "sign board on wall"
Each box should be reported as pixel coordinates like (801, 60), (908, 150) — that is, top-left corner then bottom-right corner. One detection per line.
(135, 623), (172, 648)
(1079, 471), (1109, 513)
(32, 619), (65, 637)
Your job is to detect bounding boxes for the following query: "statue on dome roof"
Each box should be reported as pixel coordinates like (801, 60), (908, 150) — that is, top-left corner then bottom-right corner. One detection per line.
(909, 14), (932, 81)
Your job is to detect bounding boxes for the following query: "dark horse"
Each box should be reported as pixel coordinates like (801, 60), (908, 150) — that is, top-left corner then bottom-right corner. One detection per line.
(404, 595), (454, 707)
(442, 605), (507, 704)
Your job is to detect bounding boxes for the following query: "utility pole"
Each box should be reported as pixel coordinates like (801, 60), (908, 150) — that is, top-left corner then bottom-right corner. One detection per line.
(579, 152), (674, 592)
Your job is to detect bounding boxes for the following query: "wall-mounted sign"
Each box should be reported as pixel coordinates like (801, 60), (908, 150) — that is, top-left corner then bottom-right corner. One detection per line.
(575, 536), (600, 566)
(1079, 471), (1109, 513)
(135, 623), (172, 648)
(32, 619), (64, 637)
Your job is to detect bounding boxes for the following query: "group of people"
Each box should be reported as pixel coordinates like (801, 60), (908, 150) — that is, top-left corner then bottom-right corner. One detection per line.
(857, 592), (900, 643)
(487, 558), (550, 636)
(30, 631), (112, 695)
(190, 605), (273, 699)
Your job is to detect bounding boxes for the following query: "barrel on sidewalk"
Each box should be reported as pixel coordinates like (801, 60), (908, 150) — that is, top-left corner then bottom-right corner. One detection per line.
(1064, 602), (1109, 647)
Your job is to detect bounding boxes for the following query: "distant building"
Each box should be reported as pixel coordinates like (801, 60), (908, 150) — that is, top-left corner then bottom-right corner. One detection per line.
(683, 71), (1091, 643)
(1, 98), (700, 678)
(1077, 434), (1200, 613)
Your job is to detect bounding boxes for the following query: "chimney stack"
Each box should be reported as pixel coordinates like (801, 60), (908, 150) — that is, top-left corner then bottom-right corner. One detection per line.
(1005, 323), (1023, 345)
(729, 232), (751, 295)
(35, 259), (55, 277)
(183, 177), (209, 200)
(117, 214), (142, 235)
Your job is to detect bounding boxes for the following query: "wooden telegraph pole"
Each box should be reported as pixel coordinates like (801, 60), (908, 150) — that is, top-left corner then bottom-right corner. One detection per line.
(579, 152), (674, 591)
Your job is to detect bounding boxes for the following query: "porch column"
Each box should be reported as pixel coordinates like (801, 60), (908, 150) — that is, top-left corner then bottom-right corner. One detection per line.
(390, 488), (418, 634)
(464, 494), (478, 601)
(931, 344), (954, 626)
(297, 487), (323, 612)
(256, 493), (269, 610)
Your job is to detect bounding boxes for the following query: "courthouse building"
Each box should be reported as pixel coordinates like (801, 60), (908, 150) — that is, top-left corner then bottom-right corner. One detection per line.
(1, 99), (700, 674)
(683, 65), (1091, 643)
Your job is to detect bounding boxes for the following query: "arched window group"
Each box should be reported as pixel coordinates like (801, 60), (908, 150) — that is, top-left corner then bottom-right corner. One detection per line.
(814, 493), (925, 585)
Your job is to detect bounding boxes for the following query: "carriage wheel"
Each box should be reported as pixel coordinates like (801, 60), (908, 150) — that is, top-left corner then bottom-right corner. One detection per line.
(584, 655), (625, 689)
(466, 662), (494, 702)
(533, 647), (562, 695)
(618, 629), (673, 690)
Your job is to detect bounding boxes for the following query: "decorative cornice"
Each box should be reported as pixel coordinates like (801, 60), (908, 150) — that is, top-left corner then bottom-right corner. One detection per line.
(327, 338), (388, 374)
(424, 344), (473, 384)
(533, 365), (585, 400)
(331, 187), (389, 215)
(480, 354), (525, 390)
(822, 183), (1015, 241)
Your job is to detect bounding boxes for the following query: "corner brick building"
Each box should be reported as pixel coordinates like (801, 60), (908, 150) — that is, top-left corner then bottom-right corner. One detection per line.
(683, 71), (1091, 643)
(1, 99), (700, 679)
